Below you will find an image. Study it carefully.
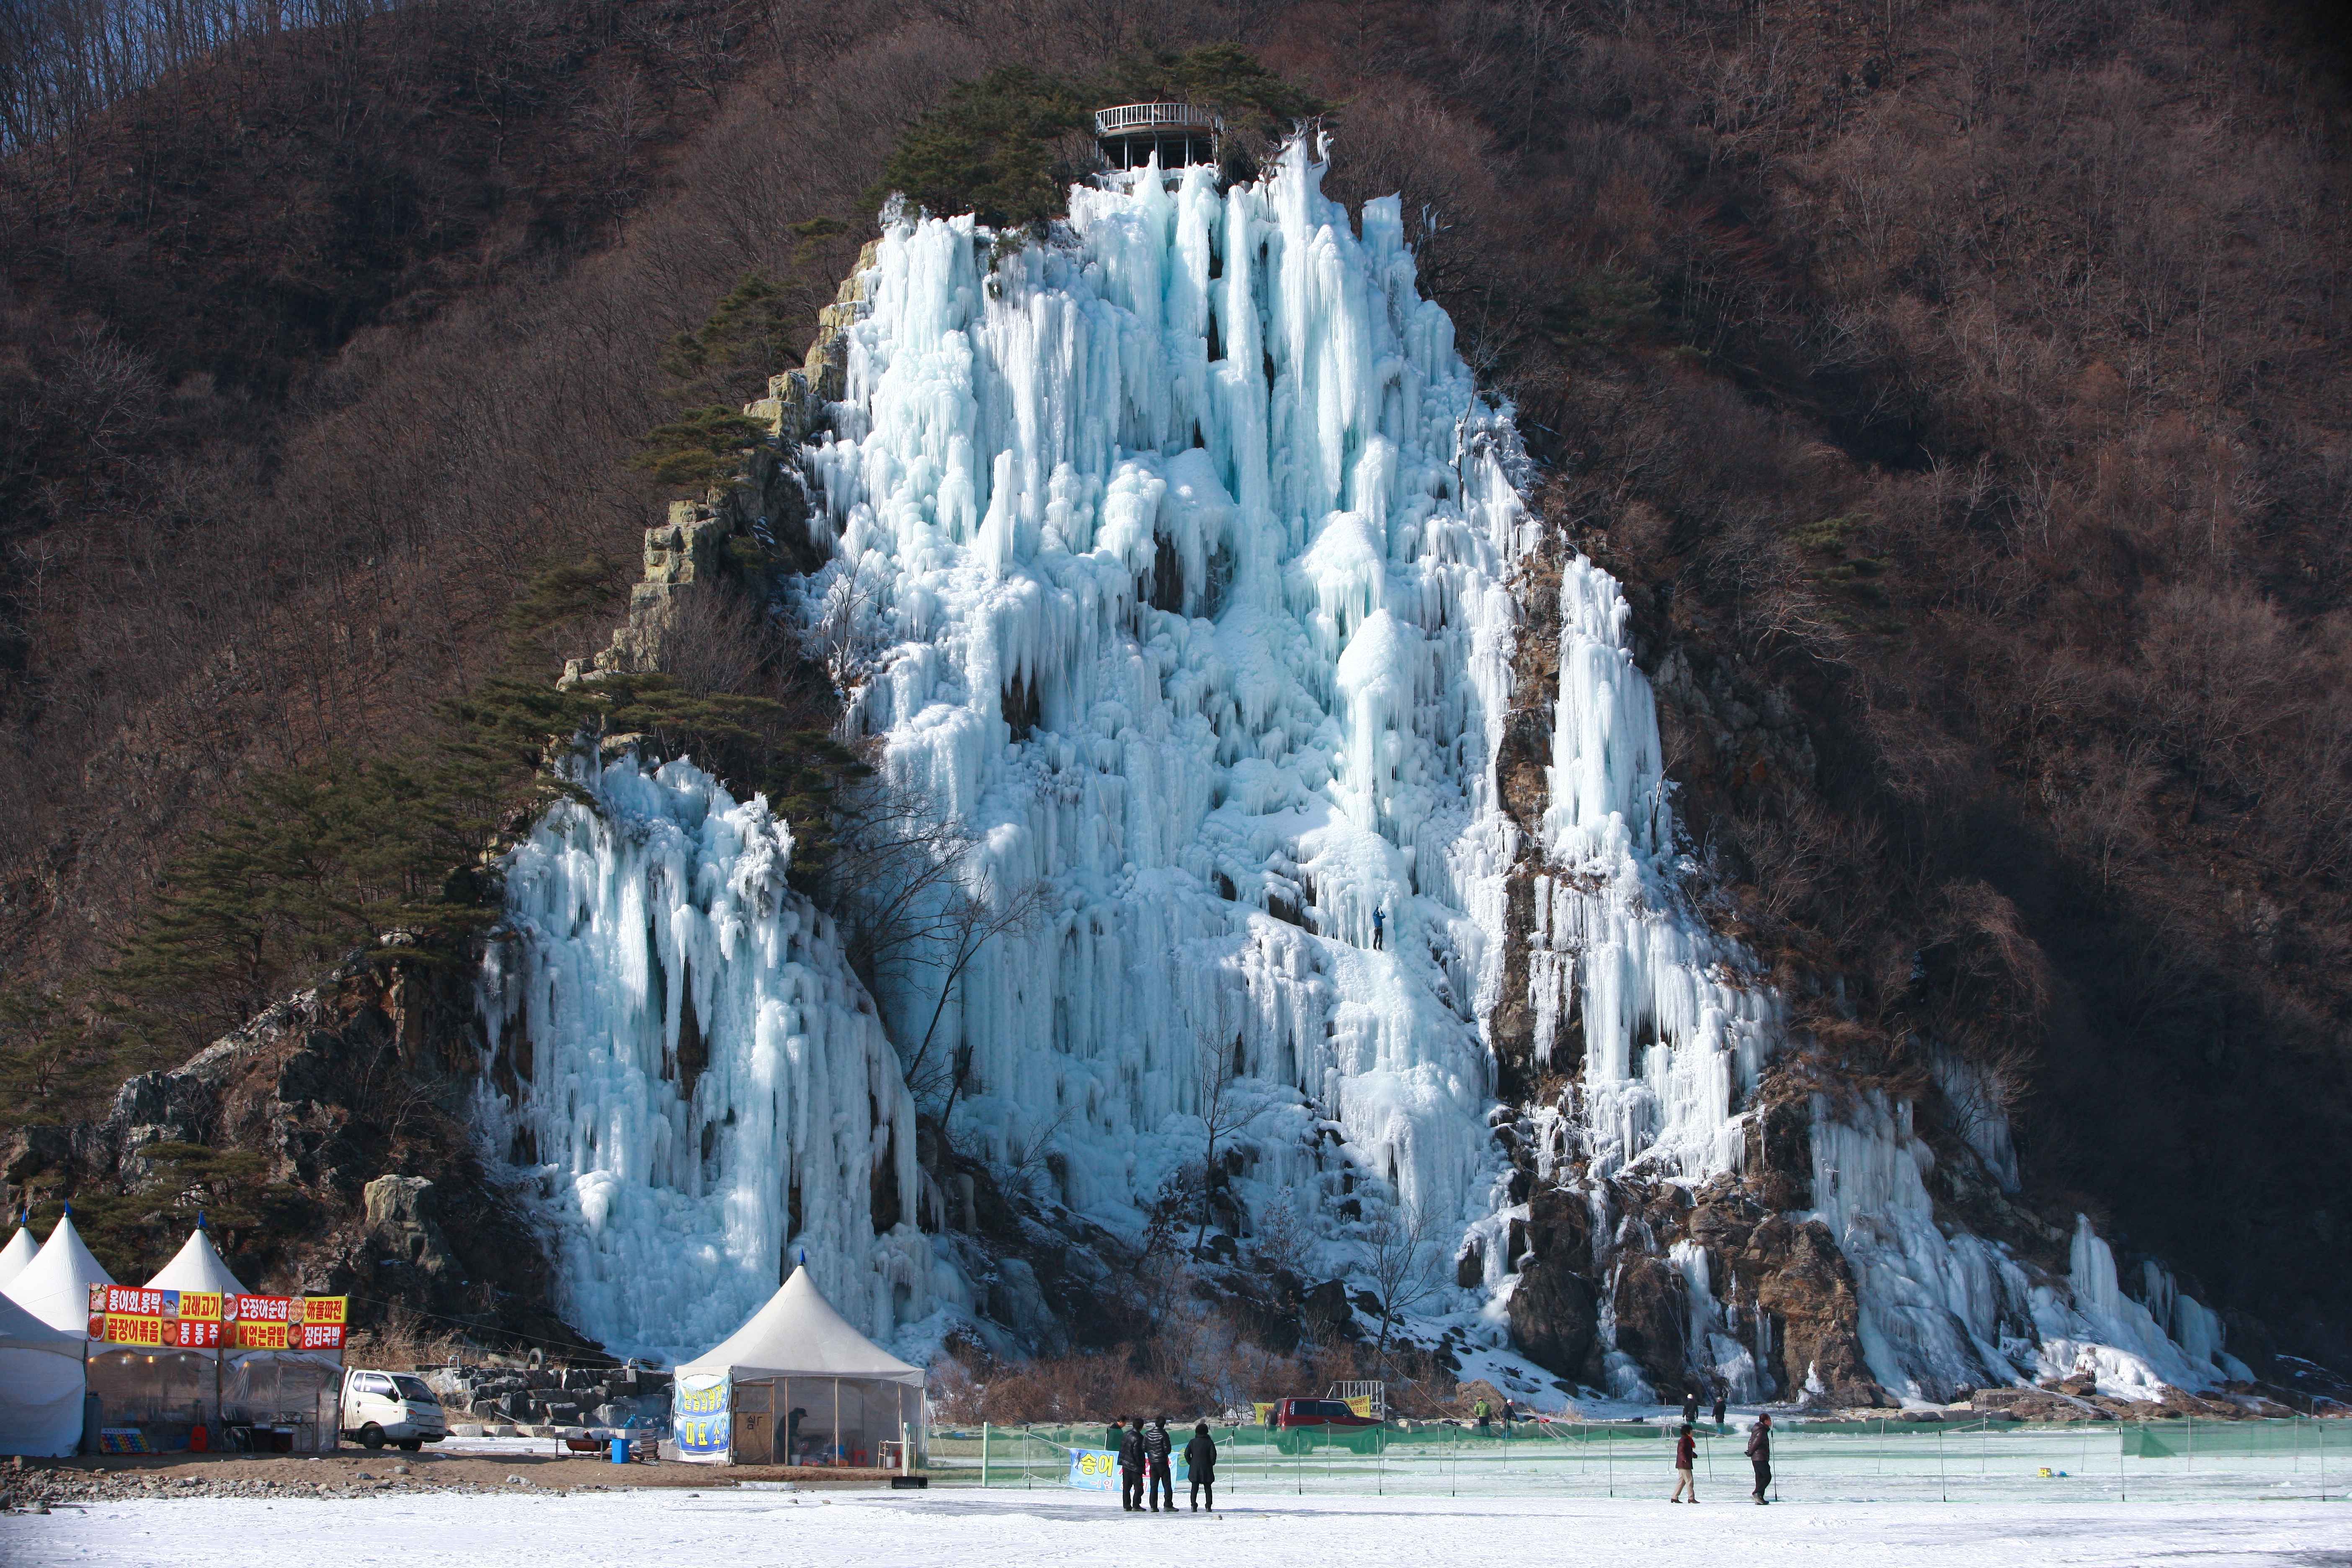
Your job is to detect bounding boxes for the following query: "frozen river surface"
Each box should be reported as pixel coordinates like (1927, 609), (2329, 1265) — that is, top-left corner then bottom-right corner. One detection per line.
(5, 1486), (2344, 1567)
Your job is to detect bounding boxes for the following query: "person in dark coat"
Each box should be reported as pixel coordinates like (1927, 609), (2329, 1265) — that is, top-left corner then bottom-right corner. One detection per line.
(1183, 1421), (1218, 1512)
(1681, 1384), (1700, 1426)
(1144, 1416), (1174, 1511)
(1118, 1418), (1146, 1511)
(1710, 1379), (1728, 1427)
(1746, 1412), (1773, 1504)
(1671, 1422), (1698, 1502)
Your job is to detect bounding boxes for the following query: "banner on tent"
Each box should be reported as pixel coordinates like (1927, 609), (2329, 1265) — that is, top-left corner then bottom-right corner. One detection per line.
(218, 1293), (347, 1351)
(297, 1296), (347, 1351)
(86, 1285), (225, 1347)
(672, 1373), (730, 1460)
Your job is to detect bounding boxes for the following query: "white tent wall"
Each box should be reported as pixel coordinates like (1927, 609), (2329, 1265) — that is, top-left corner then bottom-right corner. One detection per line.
(0, 1292), (86, 1458)
(0, 1346), (84, 1457)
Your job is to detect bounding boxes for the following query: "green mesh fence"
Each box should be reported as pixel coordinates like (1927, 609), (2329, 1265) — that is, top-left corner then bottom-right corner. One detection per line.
(928, 1417), (2349, 1504)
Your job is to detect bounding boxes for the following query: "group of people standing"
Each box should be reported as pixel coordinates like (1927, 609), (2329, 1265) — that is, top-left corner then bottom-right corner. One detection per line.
(1107, 1417), (1218, 1512)
(1098, 1396), (1775, 1513)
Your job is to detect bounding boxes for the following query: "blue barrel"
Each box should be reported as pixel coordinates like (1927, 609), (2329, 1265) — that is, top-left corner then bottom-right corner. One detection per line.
(610, 1437), (630, 1465)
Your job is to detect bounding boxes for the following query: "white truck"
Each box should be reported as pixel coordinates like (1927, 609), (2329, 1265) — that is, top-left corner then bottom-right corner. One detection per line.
(340, 1368), (450, 1451)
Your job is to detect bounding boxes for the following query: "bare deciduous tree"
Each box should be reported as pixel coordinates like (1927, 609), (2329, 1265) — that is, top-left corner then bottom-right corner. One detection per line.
(1188, 1016), (1272, 1256)
(1361, 1203), (1439, 1372)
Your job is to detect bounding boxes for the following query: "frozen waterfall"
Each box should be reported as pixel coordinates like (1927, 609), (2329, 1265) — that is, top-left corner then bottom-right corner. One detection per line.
(791, 142), (1530, 1292)
(475, 755), (938, 1359)
(1526, 556), (1777, 1181)
(473, 139), (2252, 1398)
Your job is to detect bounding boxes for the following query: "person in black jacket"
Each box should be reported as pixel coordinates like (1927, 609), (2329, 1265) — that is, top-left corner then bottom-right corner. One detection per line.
(1184, 1421), (1218, 1511)
(1681, 1384), (1700, 1426)
(1746, 1412), (1773, 1504)
(1710, 1379), (1728, 1428)
(1144, 1416), (1174, 1511)
(1118, 1418), (1146, 1511)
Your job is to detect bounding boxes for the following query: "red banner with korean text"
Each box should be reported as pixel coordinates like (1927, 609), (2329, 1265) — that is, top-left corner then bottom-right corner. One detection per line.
(222, 1293), (345, 1351)
(226, 1293), (291, 1350)
(85, 1285), (222, 1347)
(299, 1296), (347, 1351)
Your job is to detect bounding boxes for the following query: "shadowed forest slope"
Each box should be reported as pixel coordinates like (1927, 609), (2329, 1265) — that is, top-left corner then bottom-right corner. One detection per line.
(3, 0), (2349, 1363)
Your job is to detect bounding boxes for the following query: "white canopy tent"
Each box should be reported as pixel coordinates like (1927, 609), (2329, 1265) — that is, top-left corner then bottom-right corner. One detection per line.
(673, 1268), (927, 1468)
(3, 1212), (113, 1333)
(146, 1226), (248, 1295)
(143, 1225), (338, 1454)
(0, 1288), (86, 1456)
(0, 1219), (36, 1290)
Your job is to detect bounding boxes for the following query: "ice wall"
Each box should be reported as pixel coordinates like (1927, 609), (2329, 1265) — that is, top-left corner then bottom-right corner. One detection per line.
(1525, 556), (1777, 1181)
(476, 139), (2251, 1394)
(794, 143), (1529, 1280)
(476, 754), (939, 1360)
(1808, 1092), (2249, 1401)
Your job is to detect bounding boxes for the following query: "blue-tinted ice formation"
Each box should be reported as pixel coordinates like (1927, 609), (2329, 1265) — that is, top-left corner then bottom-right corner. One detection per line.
(478, 142), (2251, 1398)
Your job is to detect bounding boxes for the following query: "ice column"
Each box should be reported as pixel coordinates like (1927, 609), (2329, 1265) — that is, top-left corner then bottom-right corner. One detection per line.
(1528, 556), (1777, 1180)
(476, 754), (936, 1360)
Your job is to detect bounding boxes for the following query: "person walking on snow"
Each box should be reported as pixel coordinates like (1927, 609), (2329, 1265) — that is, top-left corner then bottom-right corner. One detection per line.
(1184, 1421), (1218, 1512)
(1144, 1416), (1175, 1511)
(1118, 1418), (1146, 1511)
(1746, 1413), (1773, 1504)
(1473, 1396), (1491, 1432)
(1711, 1379), (1728, 1428)
(1682, 1384), (1700, 1426)
(1670, 1422), (1698, 1502)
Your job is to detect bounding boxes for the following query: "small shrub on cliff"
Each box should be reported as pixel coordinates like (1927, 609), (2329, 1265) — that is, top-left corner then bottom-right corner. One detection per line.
(629, 405), (772, 489)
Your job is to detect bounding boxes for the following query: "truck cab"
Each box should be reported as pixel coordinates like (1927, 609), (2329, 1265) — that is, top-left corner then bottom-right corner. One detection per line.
(340, 1368), (449, 1451)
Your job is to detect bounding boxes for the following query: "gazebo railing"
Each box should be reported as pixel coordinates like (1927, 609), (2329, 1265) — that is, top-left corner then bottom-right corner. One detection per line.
(1094, 102), (1222, 136)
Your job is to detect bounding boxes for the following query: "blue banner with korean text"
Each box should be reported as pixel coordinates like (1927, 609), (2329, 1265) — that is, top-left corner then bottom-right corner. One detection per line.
(671, 1373), (730, 1462)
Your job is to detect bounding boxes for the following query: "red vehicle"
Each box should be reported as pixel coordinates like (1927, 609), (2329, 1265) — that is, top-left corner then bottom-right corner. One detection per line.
(1267, 1398), (1386, 1453)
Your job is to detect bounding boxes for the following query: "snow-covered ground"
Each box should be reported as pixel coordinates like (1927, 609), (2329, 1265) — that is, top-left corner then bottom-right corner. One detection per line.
(5, 1487), (2342, 1567)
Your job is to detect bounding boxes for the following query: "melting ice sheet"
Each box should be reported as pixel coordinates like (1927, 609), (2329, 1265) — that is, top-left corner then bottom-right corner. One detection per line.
(476, 755), (937, 1360)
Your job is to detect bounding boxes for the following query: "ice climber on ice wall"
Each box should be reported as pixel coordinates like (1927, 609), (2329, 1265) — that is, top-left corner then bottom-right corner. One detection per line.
(475, 134), (2255, 1409)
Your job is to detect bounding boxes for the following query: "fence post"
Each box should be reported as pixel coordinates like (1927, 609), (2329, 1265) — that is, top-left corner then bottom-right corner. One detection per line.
(981, 1421), (990, 1489)
(2186, 1414), (2193, 1472)
(1938, 1424), (1946, 1502)
(2119, 1422), (2127, 1502)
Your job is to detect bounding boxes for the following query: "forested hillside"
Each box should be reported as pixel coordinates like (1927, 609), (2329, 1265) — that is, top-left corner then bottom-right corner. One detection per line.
(3, 0), (2349, 1368)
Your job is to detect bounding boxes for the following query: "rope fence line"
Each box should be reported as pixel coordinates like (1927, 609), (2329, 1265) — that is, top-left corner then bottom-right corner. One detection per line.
(927, 1416), (2343, 1504)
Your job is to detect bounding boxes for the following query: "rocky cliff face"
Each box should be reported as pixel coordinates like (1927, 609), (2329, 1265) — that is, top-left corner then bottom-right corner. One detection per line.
(3, 956), (591, 1357)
